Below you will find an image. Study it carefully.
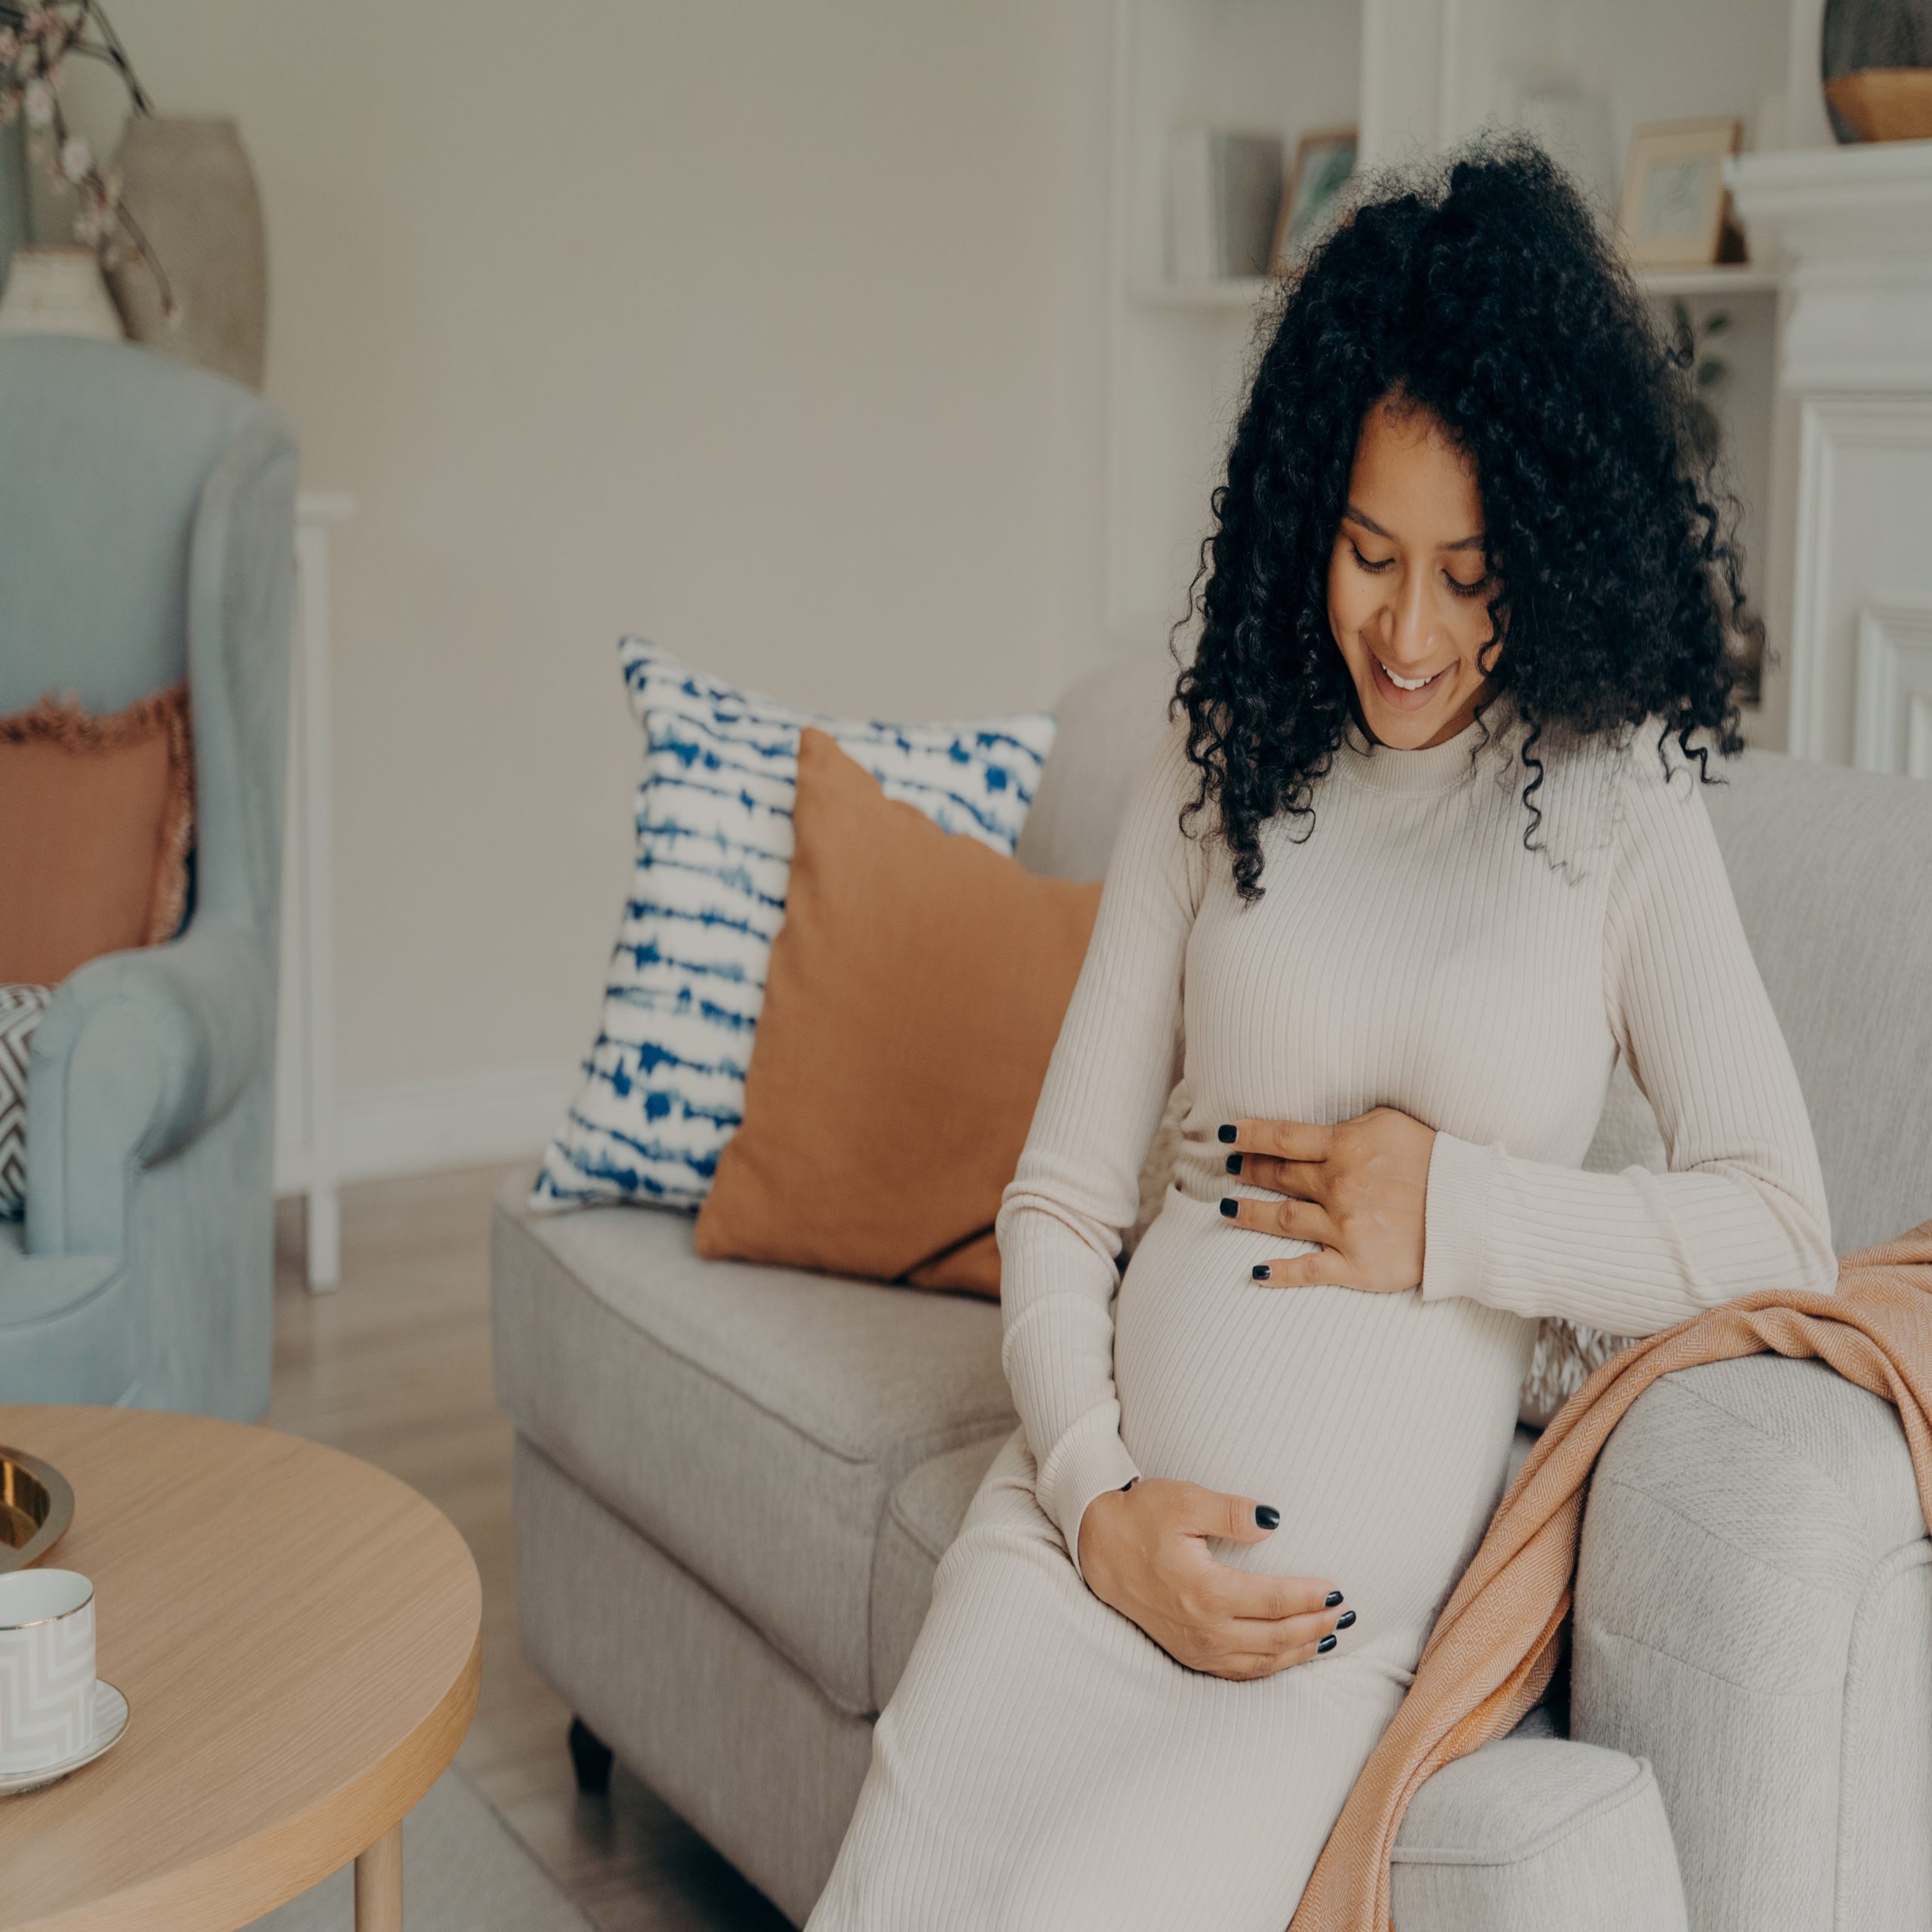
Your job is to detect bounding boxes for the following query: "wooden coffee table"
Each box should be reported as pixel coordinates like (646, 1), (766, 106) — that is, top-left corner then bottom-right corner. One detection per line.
(0, 1405), (481, 1931)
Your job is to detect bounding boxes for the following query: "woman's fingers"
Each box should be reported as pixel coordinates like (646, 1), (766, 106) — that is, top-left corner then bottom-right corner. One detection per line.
(1106, 1477), (1363, 1679)
(1213, 1571), (1343, 1622)
(1230, 1604), (1355, 1650)
(1220, 1117), (1333, 1161)
(1217, 1191), (1340, 1245)
(1230, 1150), (1325, 1201)
(1171, 1481), (1287, 1545)
(1249, 1250), (1355, 1288)
(1204, 1615), (1355, 1680)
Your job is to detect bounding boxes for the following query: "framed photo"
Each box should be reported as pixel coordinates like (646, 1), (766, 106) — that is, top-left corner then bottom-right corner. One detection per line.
(1618, 118), (1742, 269)
(1268, 128), (1357, 275)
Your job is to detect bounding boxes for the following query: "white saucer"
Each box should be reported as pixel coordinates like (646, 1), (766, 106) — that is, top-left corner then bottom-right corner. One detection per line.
(0, 1681), (131, 1795)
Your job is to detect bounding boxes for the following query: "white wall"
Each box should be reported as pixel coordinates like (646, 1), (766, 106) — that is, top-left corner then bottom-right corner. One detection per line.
(72, 2), (1112, 1171)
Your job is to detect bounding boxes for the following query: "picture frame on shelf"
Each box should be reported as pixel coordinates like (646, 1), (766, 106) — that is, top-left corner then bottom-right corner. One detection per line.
(1618, 118), (1745, 269)
(1267, 127), (1357, 275)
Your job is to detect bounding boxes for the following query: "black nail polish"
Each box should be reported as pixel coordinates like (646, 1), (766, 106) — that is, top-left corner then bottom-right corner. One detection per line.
(1324, 1590), (1343, 1607)
(1318, 1634), (1337, 1654)
(1220, 1197), (1238, 1218)
(1217, 1123), (1236, 1143)
(1225, 1152), (1242, 1174)
(1254, 1503), (1280, 1529)
(1335, 1609), (1357, 1630)
(1251, 1263), (1271, 1281)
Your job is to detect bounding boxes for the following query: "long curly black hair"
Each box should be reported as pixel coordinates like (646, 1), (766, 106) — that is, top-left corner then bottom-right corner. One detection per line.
(1172, 136), (1756, 901)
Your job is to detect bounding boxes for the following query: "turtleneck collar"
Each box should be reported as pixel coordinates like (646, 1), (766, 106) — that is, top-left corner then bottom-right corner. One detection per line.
(1334, 691), (1518, 795)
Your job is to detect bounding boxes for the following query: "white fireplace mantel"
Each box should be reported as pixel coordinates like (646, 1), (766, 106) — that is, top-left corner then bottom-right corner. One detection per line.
(1730, 140), (1932, 261)
(1727, 141), (1932, 773)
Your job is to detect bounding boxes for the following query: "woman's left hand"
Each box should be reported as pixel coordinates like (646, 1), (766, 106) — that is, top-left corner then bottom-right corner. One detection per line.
(1218, 1105), (1436, 1293)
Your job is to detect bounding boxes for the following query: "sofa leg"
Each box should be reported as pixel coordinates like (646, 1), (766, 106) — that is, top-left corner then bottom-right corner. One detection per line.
(568, 1715), (614, 1795)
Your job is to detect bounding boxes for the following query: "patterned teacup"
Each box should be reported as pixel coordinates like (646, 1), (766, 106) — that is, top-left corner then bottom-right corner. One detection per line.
(0, 1568), (96, 1775)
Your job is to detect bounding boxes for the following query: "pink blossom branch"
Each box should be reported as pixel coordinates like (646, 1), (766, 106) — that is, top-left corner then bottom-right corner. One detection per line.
(1, 0), (174, 317)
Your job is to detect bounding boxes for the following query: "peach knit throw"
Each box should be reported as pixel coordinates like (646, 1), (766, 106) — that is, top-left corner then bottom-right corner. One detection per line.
(1287, 1216), (1932, 1932)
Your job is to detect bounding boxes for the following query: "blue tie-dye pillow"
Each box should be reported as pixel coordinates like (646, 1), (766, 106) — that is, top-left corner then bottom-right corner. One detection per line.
(530, 639), (1058, 1214)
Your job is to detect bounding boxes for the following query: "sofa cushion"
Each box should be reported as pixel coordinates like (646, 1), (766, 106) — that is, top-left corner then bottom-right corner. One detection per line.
(491, 1170), (1016, 1715)
(0, 984), (51, 1218)
(871, 1430), (1010, 1704)
(1389, 1735), (1687, 1930)
(529, 639), (1057, 1215)
(1014, 652), (1174, 884)
(0, 685), (195, 985)
(0, 1217), (130, 1402)
(1700, 751), (1932, 1254)
(693, 728), (1102, 1297)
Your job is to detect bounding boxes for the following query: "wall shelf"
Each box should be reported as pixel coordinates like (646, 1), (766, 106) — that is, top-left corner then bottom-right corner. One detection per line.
(1131, 263), (1783, 315)
(1638, 265), (1783, 298)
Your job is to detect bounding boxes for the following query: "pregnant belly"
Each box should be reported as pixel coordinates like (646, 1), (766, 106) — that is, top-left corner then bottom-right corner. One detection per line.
(1113, 1189), (1535, 1655)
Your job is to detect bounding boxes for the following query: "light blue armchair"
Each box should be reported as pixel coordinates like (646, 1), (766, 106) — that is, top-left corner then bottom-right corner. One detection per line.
(0, 336), (299, 1420)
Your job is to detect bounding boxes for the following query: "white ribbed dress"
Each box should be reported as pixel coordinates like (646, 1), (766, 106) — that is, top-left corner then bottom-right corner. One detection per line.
(806, 694), (1834, 1932)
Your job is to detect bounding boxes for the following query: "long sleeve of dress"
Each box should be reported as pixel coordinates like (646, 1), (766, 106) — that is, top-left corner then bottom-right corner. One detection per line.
(1422, 731), (1837, 1336)
(995, 714), (1205, 1580)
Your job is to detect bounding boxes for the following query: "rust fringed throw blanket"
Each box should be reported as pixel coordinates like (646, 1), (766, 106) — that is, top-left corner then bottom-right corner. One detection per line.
(1287, 1218), (1932, 1932)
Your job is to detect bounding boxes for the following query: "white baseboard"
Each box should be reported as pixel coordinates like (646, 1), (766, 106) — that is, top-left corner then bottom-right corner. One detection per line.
(323, 1058), (579, 1186)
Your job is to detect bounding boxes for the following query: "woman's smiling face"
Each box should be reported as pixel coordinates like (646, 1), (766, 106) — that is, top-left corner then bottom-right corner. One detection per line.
(1325, 392), (1499, 749)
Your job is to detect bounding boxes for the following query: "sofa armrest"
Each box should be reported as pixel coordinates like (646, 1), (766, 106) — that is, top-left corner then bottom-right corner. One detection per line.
(1571, 1354), (1930, 1932)
(24, 916), (272, 1257)
(1390, 1734), (1686, 1930)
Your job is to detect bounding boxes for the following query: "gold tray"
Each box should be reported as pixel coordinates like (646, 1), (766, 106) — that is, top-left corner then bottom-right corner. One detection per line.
(0, 1445), (74, 1573)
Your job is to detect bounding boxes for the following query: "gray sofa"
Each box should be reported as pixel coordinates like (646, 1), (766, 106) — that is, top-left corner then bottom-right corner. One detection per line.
(493, 655), (1932, 1930)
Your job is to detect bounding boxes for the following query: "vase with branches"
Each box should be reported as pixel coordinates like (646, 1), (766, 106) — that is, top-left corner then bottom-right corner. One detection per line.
(0, 0), (171, 317)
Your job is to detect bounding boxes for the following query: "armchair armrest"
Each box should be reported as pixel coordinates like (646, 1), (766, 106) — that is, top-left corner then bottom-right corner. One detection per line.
(0, 1237), (129, 1401)
(1390, 1731), (1686, 1930)
(24, 916), (273, 1257)
(1571, 1354), (1930, 1932)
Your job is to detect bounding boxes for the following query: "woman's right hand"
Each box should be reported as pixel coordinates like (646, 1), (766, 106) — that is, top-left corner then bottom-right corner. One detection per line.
(1076, 1478), (1352, 1680)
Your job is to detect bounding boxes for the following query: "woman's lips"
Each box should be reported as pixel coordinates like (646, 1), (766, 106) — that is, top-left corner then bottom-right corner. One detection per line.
(1371, 653), (1449, 710)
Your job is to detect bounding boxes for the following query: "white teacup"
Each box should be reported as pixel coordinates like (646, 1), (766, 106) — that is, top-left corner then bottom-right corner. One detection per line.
(0, 1568), (97, 1776)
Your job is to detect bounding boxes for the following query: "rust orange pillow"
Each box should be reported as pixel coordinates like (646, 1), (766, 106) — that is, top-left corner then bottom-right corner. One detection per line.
(0, 686), (194, 986)
(694, 724), (1102, 1298)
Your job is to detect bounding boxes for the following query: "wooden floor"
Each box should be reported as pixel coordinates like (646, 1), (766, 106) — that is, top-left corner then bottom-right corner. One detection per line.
(270, 1164), (794, 1932)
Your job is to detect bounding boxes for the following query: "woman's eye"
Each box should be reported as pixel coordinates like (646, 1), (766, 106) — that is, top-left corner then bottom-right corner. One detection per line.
(1444, 571), (1490, 600)
(1349, 543), (1394, 574)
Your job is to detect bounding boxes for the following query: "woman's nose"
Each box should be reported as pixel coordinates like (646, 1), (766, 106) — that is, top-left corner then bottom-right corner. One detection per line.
(1386, 568), (1434, 664)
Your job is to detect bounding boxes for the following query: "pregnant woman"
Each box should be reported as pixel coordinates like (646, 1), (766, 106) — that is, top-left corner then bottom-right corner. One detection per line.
(807, 141), (1835, 1931)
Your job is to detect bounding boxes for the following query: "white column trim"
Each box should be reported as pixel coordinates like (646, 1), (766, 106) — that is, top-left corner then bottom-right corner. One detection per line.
(276, 492), (355, 1291)
(1855, 602), (1932, 779)
(1786, 396), (1932, 763)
